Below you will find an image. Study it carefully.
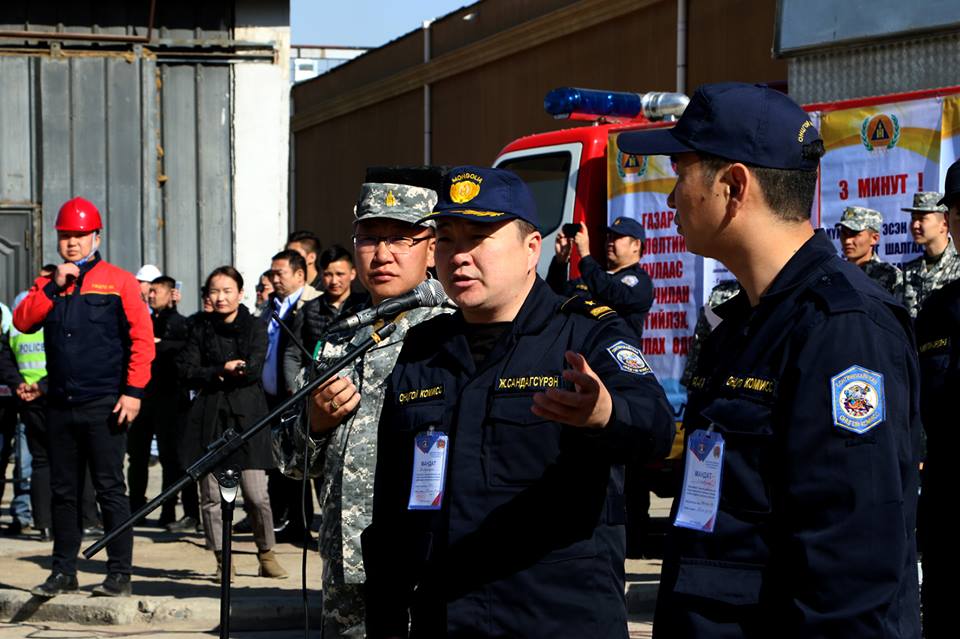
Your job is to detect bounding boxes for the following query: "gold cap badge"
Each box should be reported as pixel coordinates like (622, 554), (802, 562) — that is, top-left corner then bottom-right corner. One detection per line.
(450, 177), (481, 204)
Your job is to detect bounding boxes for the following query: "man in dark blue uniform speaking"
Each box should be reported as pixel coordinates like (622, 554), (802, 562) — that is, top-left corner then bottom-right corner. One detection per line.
(362, 166), (675, 638)
(619, 83), (922, 638)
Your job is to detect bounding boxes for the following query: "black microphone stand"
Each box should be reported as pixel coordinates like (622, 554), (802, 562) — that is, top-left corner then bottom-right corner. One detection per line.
(82, 320), (398, 639)
(215, 466), (240, 631)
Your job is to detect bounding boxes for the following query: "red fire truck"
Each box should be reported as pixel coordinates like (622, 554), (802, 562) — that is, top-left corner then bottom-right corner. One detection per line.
(493, 88), (689, 278)
(492, 88), (693, 493)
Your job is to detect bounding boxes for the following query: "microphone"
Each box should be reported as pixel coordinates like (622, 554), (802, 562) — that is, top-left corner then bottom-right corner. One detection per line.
(327, 279), (446, 334)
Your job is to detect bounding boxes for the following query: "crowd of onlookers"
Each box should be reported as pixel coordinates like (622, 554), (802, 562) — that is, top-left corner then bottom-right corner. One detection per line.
(0, 228), (367, 579)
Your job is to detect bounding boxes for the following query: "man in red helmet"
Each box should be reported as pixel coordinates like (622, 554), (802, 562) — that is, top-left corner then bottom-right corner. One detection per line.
(14, 197), (154, 598)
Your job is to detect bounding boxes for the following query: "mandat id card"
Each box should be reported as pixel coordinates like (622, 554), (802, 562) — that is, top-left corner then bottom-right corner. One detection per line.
(408, 430), (449, 510)
(674, 429), (725, 533)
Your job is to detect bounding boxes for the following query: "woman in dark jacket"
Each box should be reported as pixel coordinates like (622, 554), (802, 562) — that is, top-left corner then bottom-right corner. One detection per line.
(178, 266), (287, 582)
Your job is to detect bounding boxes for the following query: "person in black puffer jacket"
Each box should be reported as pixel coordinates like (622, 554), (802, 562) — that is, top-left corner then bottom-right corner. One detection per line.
(178, 266), (287, 582)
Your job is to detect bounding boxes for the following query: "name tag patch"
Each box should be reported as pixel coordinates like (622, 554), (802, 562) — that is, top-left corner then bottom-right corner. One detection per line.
(496, 375), (561, 392)
(398, 384), (444, 405)
(831, 365), (885, 434)
(725, 375), (776, 395)
(919, 337), (949, 354)
(606, 340), (652, 375)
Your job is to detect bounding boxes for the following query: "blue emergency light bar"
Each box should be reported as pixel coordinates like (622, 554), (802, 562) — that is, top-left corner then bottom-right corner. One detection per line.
(544, 87), (642, 120)
(544, 87), (690, 122)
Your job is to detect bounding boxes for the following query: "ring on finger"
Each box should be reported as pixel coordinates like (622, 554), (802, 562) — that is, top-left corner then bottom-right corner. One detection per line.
(330, 399), (340, 411)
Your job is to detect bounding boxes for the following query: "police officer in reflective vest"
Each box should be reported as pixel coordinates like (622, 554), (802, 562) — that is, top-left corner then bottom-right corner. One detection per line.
(14, 197), (155, 598)
(620, 83), (921, 637)
(9, 290), (53, 539)
(362, 166), (674, 638)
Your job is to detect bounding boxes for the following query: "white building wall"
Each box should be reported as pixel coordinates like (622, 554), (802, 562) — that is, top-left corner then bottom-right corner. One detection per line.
(233, 0), (291, 308)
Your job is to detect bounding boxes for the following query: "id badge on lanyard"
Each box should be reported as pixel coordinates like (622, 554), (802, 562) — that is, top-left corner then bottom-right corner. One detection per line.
(408, 429), (449, 511)
(674, 428), (725, 533)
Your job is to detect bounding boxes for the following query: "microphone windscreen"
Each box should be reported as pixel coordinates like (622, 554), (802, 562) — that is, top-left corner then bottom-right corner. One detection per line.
(415, 278), (447, 307)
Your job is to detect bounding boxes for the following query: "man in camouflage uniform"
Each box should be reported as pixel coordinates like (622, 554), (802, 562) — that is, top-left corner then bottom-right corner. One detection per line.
(902, 191), (960, 317)
(279, 182), (453, 637)
(680, 279), (741, 388)
(835, 206), (903, 296)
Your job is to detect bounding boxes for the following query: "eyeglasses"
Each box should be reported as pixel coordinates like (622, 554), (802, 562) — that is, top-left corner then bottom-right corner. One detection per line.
(352, 234), (431, 255)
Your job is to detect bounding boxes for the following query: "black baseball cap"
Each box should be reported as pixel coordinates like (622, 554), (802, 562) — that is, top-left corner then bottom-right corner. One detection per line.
(939, 158), (960, 208)
(618, 82), (823, 171)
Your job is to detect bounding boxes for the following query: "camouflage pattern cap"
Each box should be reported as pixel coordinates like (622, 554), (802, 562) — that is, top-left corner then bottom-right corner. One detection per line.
(901, 191), (947, 214)
(355, 183), (439, 227)
(836, 206), (883, 233)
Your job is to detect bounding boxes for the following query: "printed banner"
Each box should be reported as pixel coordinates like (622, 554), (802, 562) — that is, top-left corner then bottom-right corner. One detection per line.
(605, 92), (960, 418)
(607, 132), (697, 414)
(818, 97), (944, 265)
(941, 95), (960, 194)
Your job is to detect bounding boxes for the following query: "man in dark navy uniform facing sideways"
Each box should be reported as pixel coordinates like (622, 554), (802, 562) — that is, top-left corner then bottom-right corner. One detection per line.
(914, 157), (960, 638)
(362, 166), (674, 638)
(619, 83), (921, 638)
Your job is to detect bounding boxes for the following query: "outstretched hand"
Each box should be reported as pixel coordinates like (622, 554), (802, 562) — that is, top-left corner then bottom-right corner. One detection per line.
(531, 351), (612, 428)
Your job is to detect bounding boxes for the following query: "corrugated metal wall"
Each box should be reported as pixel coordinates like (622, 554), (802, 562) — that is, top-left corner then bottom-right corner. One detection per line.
(35, 55), (150, 269)
(0, 51), (234, 312)
(430, 0), (678, 168)
(0, 0), (233, 40)
(293, 90), (424, 251)
(0, 0), (243, 312)
(158, 63), (233, 309)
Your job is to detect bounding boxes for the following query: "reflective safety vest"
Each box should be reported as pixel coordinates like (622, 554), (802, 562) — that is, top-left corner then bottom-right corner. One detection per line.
(9, 326), (47, 385)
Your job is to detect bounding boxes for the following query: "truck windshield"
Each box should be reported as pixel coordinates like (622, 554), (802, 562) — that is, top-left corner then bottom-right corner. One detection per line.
(496, 152), (571, 235)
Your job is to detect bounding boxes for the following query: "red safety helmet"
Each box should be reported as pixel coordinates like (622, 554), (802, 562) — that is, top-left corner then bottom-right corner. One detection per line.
(55, 197), (103, 232)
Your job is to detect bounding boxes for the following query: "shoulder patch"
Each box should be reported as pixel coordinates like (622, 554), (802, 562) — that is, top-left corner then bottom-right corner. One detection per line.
(620, 274), (640, 287)
(808, 271), (864, 314)
(830, 365), (885, 434)
(560, 296), (616, 320)
(606, 340), (652, 375)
